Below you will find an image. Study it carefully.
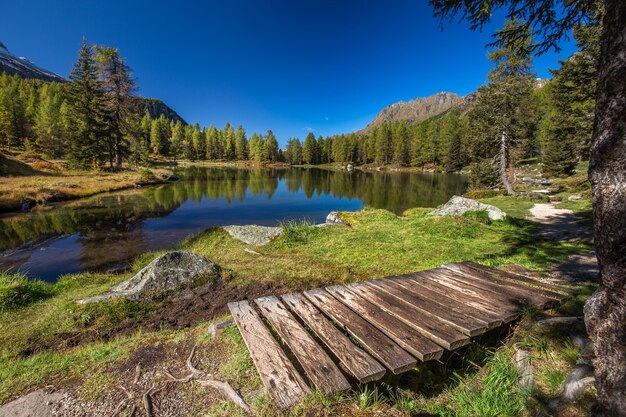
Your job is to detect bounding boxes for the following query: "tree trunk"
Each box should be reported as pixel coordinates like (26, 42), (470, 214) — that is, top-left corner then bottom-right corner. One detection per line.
(499, 131), (515, 195)
(584, 1), (626, 415)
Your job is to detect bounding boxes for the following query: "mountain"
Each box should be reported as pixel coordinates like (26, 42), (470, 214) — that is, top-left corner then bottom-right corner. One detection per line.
(359, 92), (465, 134)
(0, 41), (186, 124)
(0, 41), (65, 82)
(131, 97), (187, 125)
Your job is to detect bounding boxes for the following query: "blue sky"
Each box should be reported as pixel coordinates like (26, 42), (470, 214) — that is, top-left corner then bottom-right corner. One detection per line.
(2, 0), (576, 145)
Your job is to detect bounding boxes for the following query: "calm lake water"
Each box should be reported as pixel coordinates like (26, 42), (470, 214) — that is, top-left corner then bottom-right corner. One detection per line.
(0, 167), (467, 282)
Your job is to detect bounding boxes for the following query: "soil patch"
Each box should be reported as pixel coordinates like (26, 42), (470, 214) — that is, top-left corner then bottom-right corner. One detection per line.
(39, 280), (286, 354)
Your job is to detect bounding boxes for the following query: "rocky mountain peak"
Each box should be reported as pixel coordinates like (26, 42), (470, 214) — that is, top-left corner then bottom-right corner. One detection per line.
(359, 91), (464, 134)
(0, 41), (66, 82)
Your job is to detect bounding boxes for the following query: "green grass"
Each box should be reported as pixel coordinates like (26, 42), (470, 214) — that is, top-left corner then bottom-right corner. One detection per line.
(0, 181), (595, 412)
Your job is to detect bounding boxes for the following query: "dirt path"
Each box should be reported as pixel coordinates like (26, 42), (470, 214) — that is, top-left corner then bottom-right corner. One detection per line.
(529, 202), (598, 284)
(529, 203), (592, 241)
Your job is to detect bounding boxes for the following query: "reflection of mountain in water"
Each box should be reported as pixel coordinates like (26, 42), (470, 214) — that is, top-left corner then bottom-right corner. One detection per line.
(0, 167), (466, 280)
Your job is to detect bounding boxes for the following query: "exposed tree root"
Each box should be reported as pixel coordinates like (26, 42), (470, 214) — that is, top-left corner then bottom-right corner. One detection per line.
(163, 344), (251, 414)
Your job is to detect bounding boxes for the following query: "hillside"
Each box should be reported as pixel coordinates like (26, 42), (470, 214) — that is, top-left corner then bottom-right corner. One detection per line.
(0, 41), (65, 82)
(358, 91), (465, 134)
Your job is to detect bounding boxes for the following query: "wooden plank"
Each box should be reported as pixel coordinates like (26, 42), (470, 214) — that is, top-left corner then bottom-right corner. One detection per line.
(281, 292), (386, 383)
(382, 275), (504, 329)
(255, 296), (351, 394)
(228, 301), (310, 409)
(461, 261), (576, 295)
(421, 269), (525, 318)
(303, 288), (417, 374)
(436, 268), (552, 308)
(441, 263), (562, 307)
(325, 285), (444, 361)
(347, 282), (470, 349)
(365, 279), (491, 336)
(395, 272), (519, 323)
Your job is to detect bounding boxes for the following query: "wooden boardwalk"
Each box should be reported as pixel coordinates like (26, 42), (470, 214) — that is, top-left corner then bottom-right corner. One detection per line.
(228, 261), (574, 409)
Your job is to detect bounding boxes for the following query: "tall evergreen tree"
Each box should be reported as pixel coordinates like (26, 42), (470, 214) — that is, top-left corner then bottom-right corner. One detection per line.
(34, 83), (65, 158)
(264, 130), (279, 162)
(234, 124), (248, 160)
(302, 132), (318, 164)
(95, 46), (137, 168)
(468, 19), (534, 193)
(64, 40), (107, 169)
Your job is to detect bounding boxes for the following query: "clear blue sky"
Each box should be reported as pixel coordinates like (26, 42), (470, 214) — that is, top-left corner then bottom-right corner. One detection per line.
(2, 0), (575, 145)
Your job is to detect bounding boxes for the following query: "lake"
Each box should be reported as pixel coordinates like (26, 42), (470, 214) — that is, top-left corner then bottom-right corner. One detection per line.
(0, 167), (467, 281)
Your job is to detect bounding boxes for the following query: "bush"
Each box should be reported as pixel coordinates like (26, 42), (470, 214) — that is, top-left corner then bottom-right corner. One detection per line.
(0, 272), (54, 312)
(469, 159), (501, 190)
(138, 169), (157, 183)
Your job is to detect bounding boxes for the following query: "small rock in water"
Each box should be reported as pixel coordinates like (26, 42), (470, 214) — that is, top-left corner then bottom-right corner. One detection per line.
(428, 195), (507, 221)
(346, 164), (354, 171)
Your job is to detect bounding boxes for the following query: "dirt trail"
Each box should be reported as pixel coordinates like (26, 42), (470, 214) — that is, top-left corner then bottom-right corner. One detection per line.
(529, 202), (598, 284)
(529, 203), (592, 241)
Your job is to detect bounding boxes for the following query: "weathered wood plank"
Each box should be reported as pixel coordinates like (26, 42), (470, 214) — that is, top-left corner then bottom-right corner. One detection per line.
(281, 292), (386, 383)
(441, 263), (562, 307)
(366, 279), (491, 336)
(396, 271), (519, 322)
(461, 261), (576, 295)
(228, 300), (310, 409)
(254, 296), (351, 394)
(325, 285), (444, 361)
(421, 269), (525, 319)
(347, 282), (470, 349)
(303, 288), (417, 374)
(383, 275), (505, 329)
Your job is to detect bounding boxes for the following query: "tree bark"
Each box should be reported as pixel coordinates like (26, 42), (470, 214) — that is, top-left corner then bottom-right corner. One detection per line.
(584, 1), (626, 415)
(499, 131), (515, 194)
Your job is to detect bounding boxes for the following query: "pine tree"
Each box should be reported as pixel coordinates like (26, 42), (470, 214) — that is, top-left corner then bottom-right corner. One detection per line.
(542, 11), (600, 176)
(284, 138), (303, 164)
(249, 133), (264, 163)
(375, 123), (392, 165)
(468, 19), (535, 193)
(234, 124), (248, 160)
(150, 115), (170, 156)
(223, 123), (235, 160)
(34, 83), (64, 158)
(124, 113), (147, 167)
(302, 132), (318, 164)
(192, 123), (205, 160)
(0, 75), (28, 151)
(170, 121), (184, 159)
(64, 39), (107, 169)
(95, 46), (138, 168)
(264, 130), (279, 162)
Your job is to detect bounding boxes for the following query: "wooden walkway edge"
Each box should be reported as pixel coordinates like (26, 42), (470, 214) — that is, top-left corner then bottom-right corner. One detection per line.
(228, 263), (574, 409)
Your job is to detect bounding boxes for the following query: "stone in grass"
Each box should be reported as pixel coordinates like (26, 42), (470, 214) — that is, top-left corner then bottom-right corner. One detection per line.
(325, 211), (348, 226)
(428, 195), (507, 221)
(77, 251), (220, 304)
(222, 225), (283, 246)
(208, 319), (235, 337)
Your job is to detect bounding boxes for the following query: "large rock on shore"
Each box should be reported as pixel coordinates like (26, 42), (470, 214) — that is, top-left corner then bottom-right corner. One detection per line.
(78, 251), (220, 304)
(223, 225), (283, 246)
(428, 196), (507, 221)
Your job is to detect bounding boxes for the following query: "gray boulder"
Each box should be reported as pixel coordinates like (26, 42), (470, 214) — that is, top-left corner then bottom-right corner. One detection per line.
(428, 196), (507, 221)
(223, 225), (283, 246)
(326, 211), (348, 226)
(78, 251), (220, 304)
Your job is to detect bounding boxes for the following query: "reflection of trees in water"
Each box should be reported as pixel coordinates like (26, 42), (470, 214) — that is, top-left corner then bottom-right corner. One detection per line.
(0, 167), (467, 254)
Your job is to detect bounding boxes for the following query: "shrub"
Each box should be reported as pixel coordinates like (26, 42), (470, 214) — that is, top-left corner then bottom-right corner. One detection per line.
(138, 169), (157, 183)
(462, 210), (492, 225)
(277, 219), (322, 247)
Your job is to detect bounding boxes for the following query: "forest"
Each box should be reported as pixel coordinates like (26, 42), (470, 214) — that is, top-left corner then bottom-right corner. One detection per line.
(0, 14), (598, 189)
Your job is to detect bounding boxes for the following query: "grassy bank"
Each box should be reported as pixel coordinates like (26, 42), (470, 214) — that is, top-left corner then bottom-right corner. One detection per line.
(0, 189), (594, 414)
(0, 152), (171, 212)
